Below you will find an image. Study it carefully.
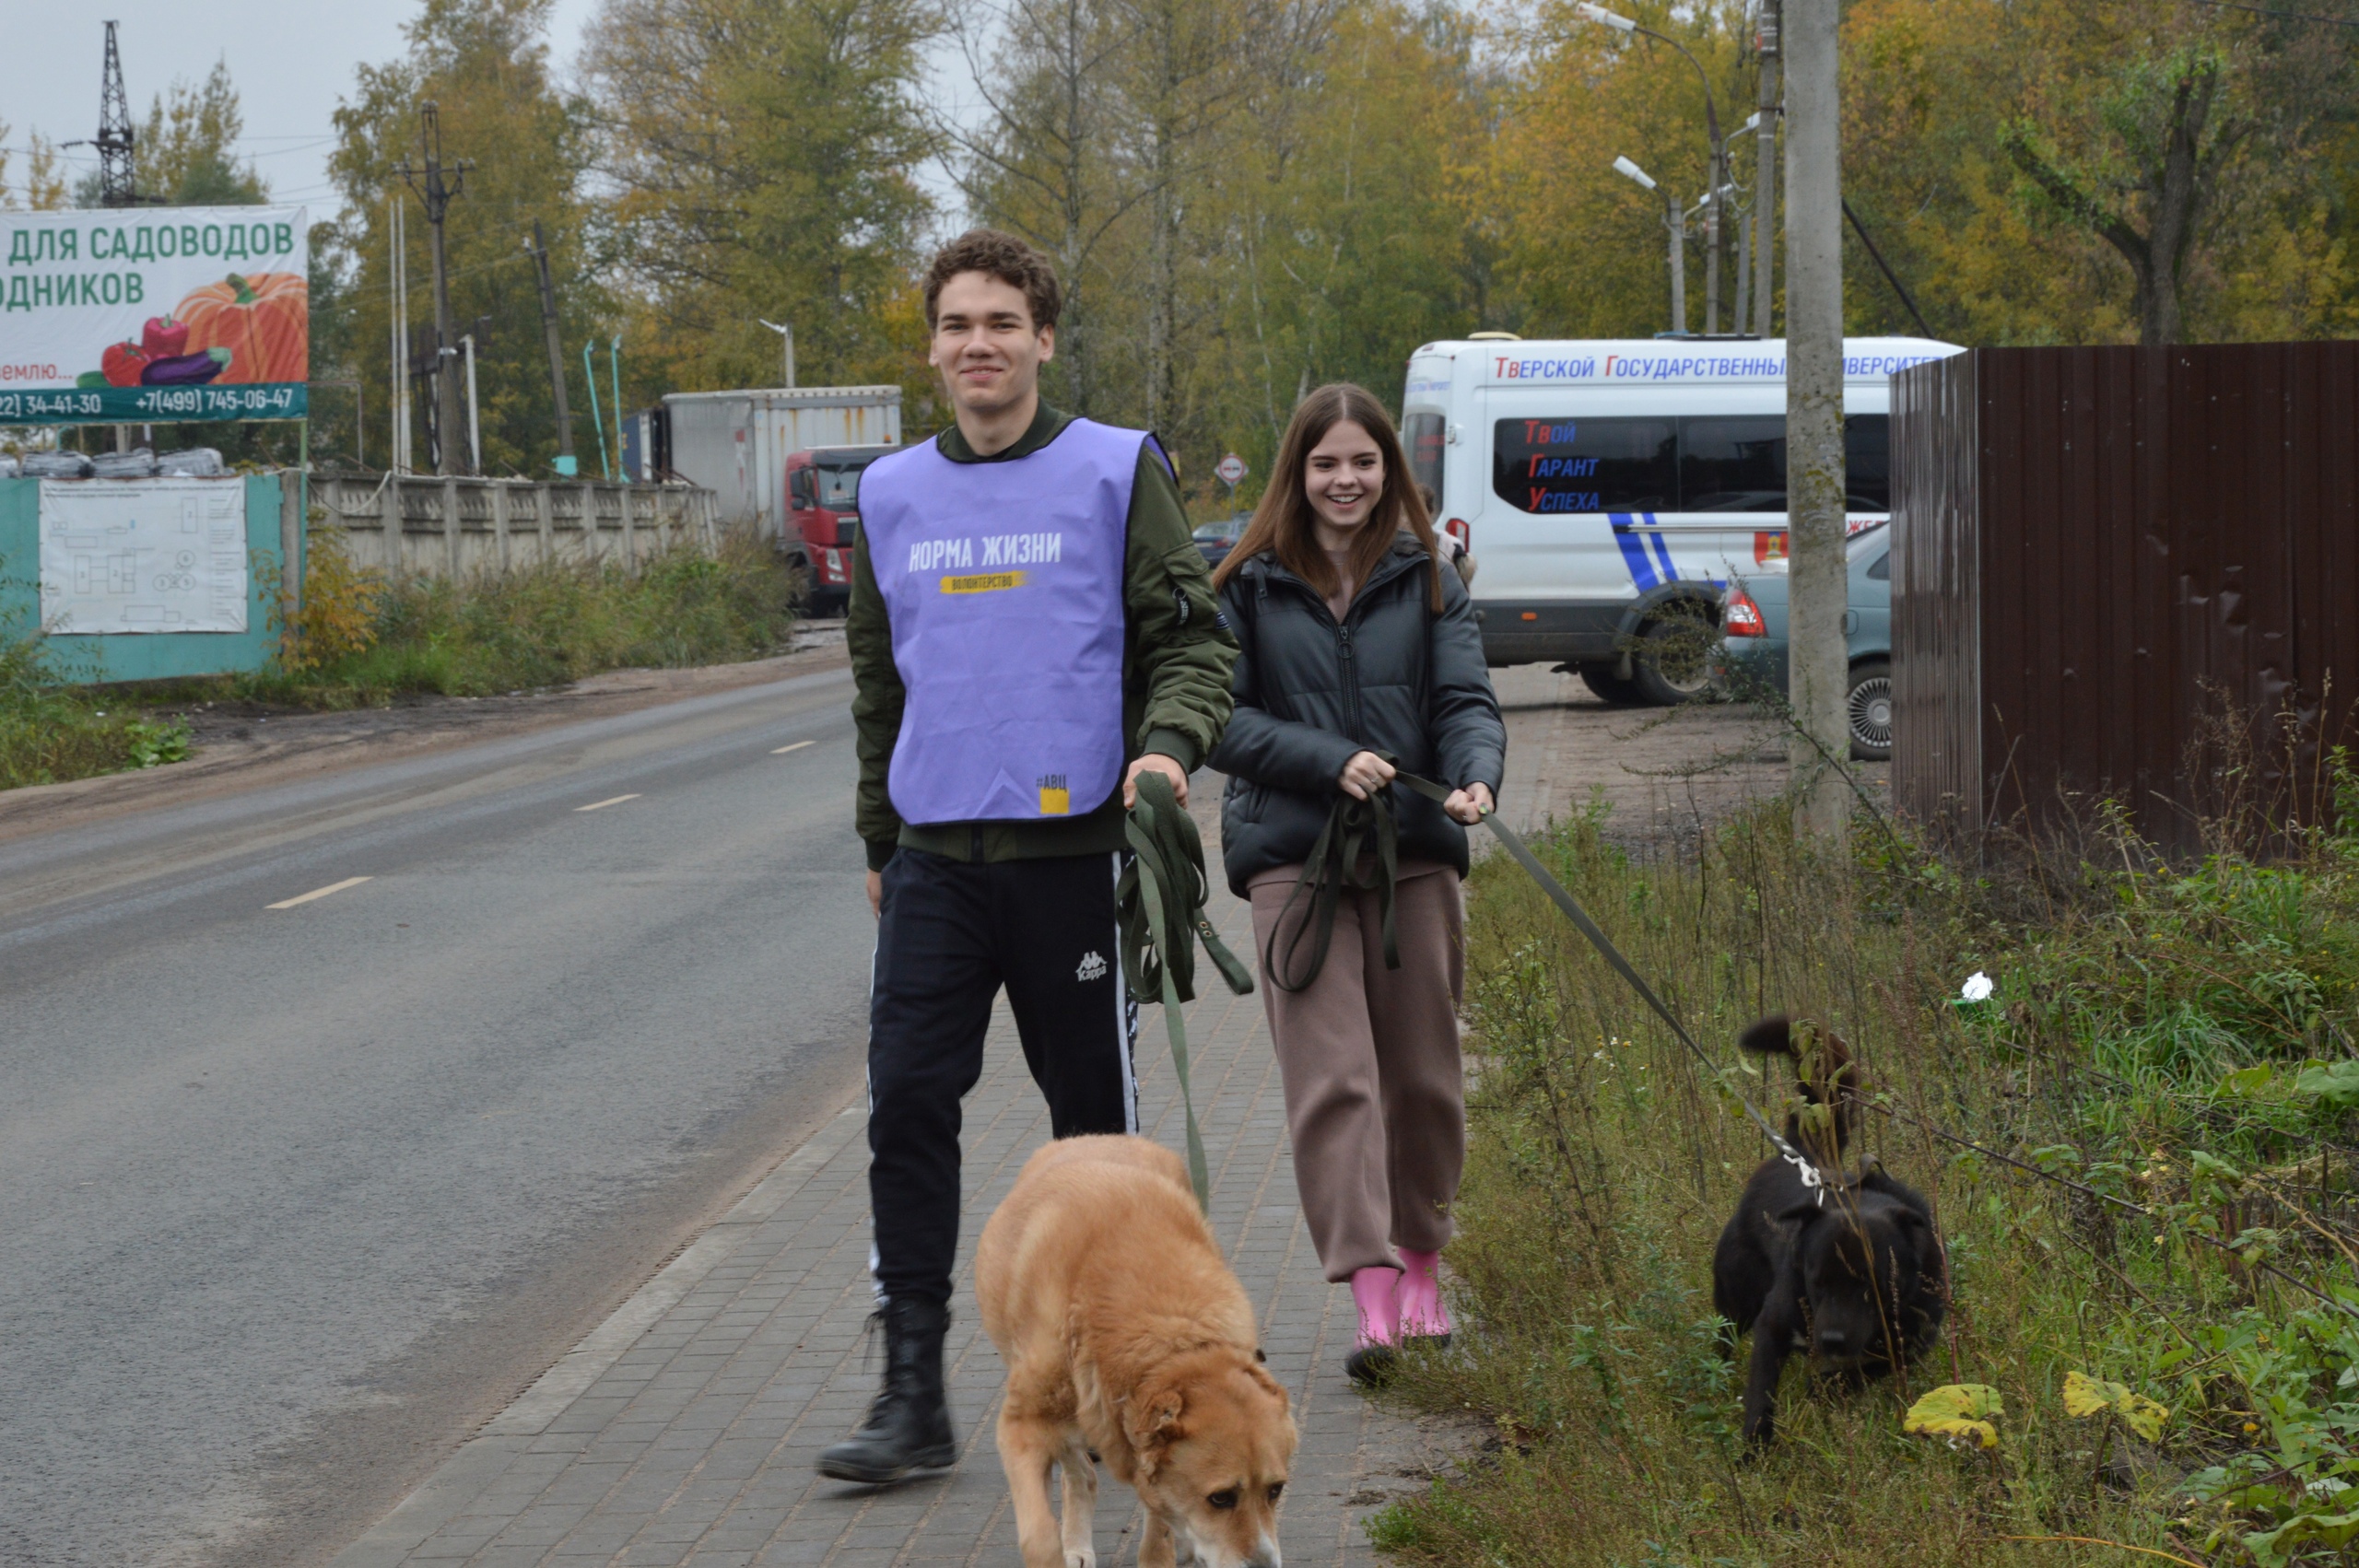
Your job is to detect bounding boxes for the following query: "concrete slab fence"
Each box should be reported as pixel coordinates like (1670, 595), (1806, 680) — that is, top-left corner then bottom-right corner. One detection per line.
(312, 473), (722, 580)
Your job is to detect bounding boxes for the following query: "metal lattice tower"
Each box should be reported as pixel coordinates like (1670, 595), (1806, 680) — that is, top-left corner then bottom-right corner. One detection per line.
(95, 20), (139, 207)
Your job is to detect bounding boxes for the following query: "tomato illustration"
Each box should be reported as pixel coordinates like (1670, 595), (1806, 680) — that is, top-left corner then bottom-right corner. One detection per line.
(101, 340), (149, 388)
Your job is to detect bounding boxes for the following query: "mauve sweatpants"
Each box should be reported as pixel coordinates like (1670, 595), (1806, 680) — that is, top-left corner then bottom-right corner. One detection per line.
(1250, 865), (1466, 1282)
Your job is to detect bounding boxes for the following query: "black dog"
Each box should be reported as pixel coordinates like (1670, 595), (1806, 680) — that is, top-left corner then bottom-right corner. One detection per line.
(1711, 1016), (1947, 1445)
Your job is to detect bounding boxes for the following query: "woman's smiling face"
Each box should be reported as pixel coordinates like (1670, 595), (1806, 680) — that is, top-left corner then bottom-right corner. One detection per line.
(1303, 419), (1385, 541)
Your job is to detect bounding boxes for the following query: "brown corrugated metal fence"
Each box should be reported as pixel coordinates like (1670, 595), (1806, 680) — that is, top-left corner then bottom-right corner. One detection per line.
(1893, 344), (2359, 857)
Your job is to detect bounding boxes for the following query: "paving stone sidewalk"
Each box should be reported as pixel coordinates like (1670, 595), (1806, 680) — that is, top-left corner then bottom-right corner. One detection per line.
(332, 674), (1812, 1568)
(333, 801), (1469, 1568)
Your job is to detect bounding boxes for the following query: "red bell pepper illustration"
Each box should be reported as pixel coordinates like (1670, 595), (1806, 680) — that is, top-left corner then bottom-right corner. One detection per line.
(141, 313), (189, 358)
(101, 340), (150, 388)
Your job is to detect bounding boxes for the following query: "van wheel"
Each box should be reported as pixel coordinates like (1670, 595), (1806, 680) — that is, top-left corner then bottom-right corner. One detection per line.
(1576, 662), (1645, 706)
(1631, 607), (1719, 706)
(1848, 659), (1893, 762)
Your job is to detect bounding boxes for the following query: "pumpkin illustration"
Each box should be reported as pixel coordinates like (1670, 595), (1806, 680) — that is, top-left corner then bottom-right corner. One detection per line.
(174, 271), (308, 384)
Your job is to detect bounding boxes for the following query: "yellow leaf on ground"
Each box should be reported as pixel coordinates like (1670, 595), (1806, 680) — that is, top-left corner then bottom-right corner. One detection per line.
(1904, 1384), (2005, 1449)
(2063, 1370), (2170, 1441)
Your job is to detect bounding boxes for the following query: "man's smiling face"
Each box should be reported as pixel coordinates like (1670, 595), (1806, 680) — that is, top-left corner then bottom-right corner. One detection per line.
(928, 272), (1054, 421)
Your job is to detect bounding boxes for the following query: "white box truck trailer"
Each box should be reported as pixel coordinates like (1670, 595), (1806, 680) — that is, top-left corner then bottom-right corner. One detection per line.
(661, 386), (902, 544)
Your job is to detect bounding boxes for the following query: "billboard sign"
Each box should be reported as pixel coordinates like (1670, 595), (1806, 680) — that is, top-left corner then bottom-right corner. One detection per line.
(0, 205), (308, 425)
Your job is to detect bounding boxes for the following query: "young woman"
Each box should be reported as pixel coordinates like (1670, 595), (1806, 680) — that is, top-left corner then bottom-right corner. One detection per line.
(1209, 383), (1507, 1382)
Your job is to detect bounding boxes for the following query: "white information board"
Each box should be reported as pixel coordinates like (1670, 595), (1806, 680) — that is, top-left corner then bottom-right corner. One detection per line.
(38, 477), (249, 634)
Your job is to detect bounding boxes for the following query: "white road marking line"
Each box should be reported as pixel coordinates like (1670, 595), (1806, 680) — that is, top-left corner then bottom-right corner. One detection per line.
(770, 741), (816, 755)
(575, 794), (641, 813)
(267, 876), (372, 910)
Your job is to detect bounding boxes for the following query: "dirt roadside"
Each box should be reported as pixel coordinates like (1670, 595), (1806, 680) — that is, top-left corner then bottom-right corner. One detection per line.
(0, 625), (850, 847)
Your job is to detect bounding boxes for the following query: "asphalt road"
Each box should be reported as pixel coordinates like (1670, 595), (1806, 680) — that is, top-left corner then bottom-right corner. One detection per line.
(0, 667), (873, 1568)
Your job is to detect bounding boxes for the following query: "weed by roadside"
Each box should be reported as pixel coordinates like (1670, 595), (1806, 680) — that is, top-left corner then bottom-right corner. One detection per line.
(0, 636), (191, 790)
(1372, 791), (2359, 1567)
(246, 527), (802, 708)
(0, 531), (801, 792)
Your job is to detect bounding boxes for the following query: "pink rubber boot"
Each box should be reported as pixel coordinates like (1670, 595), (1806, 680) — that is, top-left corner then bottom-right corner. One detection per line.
(1344, 1266), (1401, 1385)
(1396, 1248), (1452, 1342)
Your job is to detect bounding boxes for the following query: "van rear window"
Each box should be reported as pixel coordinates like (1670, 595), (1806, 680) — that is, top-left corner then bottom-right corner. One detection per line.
(1491, 413), (1894, 514)
(1492, 417), (1675, 513)
(1404, 413), (1447, 516)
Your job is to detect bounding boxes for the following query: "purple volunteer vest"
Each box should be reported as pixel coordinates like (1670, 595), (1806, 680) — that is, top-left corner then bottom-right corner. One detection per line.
(860, 416), (1151, 825)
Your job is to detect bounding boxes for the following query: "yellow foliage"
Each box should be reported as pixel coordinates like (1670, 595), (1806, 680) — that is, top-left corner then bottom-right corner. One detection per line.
(1903, 1384), (2005, 1449)
(2062, 1370), (2170, 1441)
(282, 529), (381, 673)
(1485, 0), (1755, 338)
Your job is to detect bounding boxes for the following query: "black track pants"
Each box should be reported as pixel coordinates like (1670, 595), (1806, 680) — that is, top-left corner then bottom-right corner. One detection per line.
(866, 847), (1138, 1309)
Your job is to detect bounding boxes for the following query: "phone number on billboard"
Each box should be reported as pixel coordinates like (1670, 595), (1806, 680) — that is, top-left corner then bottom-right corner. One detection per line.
(128, 385), (304, 417)
(0, 382), (307, 423)
(0, 391), (106, 418)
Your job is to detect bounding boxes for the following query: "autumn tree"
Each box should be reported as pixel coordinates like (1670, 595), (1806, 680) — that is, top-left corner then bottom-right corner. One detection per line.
(1484, 0), (1758, 341)
(1106, 0), (1334, 436)
(0, 125), (68, 211)
(948, 0), (1147, 418)
(1841, 0), (2358, 346)
(67, 61), (269, 208)
(2002, 6), (2352, 345)
(1198, 2), (1498, 468)
(137, 61), (270, 206)
(328, 0), (602, 473)
(581, 0), (942, 402)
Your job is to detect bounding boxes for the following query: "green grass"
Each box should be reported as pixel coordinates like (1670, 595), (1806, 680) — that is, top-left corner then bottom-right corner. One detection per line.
(1370, 791), (2359, 1568)
(247, 530), (804, 708)
(0, 636), (190, 790)
(0, 532), (802, 791)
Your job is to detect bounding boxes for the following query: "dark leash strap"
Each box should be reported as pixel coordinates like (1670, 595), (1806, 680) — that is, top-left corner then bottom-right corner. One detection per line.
(1262, 788), (1402, 993)
(1117, 769), (1255, 1211)
(1382, 766), (1830, 1207)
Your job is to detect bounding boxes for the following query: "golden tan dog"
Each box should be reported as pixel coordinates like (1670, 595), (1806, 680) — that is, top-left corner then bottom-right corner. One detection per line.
(977, 1134), (1297, 1568)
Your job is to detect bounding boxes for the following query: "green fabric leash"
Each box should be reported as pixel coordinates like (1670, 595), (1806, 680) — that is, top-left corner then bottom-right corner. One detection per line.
(1116, 768), (1255, 1211)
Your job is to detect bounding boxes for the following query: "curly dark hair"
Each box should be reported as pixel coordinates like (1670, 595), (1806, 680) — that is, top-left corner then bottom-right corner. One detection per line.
(922, 229), (1062, 332)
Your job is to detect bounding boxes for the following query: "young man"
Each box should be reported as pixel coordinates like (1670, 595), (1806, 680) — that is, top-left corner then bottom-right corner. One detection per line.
(819, 229), (1238, 1483)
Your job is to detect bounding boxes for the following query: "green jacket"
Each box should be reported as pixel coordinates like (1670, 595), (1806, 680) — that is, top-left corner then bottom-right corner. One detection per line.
(848, 400), (1238, 871)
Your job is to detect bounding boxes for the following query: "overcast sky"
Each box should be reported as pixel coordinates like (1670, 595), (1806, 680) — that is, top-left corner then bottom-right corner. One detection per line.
(0, 1), (972, 221)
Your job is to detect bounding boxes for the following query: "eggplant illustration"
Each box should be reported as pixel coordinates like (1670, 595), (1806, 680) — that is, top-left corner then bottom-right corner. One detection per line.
(141, 347), (231, 387)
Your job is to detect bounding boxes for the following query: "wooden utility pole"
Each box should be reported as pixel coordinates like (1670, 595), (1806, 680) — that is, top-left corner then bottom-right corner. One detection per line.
(396, 103), (472, 478)
(1754, 0), (1779, 336)
(1783, 0), (1848, 840)
(529, 223), (578, 477)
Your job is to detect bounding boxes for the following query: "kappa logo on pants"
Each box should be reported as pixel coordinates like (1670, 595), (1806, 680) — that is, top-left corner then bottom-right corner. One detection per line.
(1075, 951), (1109, 983)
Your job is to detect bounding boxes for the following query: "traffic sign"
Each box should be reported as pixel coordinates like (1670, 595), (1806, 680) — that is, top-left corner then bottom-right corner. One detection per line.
(1215, 452), (1247, 486)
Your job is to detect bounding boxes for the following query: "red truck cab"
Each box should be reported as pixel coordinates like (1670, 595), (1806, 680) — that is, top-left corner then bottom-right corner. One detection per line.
(784, 444), (896, 614)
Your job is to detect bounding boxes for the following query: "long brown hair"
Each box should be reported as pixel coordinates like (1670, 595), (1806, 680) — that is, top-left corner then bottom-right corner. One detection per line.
(1212, 382), (1444, 613)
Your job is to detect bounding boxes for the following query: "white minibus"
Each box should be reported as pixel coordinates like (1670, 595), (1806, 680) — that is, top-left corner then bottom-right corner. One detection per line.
(1400, 334), (1961, 704)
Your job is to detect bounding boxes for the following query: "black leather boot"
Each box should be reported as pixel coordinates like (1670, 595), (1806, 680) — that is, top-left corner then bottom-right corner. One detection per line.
(816, 1296), (957, 1483)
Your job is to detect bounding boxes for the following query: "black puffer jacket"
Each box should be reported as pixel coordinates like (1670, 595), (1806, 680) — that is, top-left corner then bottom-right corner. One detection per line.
(1211, 538), (1507, 896)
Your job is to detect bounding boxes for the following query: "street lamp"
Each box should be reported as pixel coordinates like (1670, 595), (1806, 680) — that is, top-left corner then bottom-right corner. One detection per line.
(759, 319), (797, 389)
(1577, 2), (1731, 333)
(1614, 156), (1687, 335)
(1731, 111), (1762, 334)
